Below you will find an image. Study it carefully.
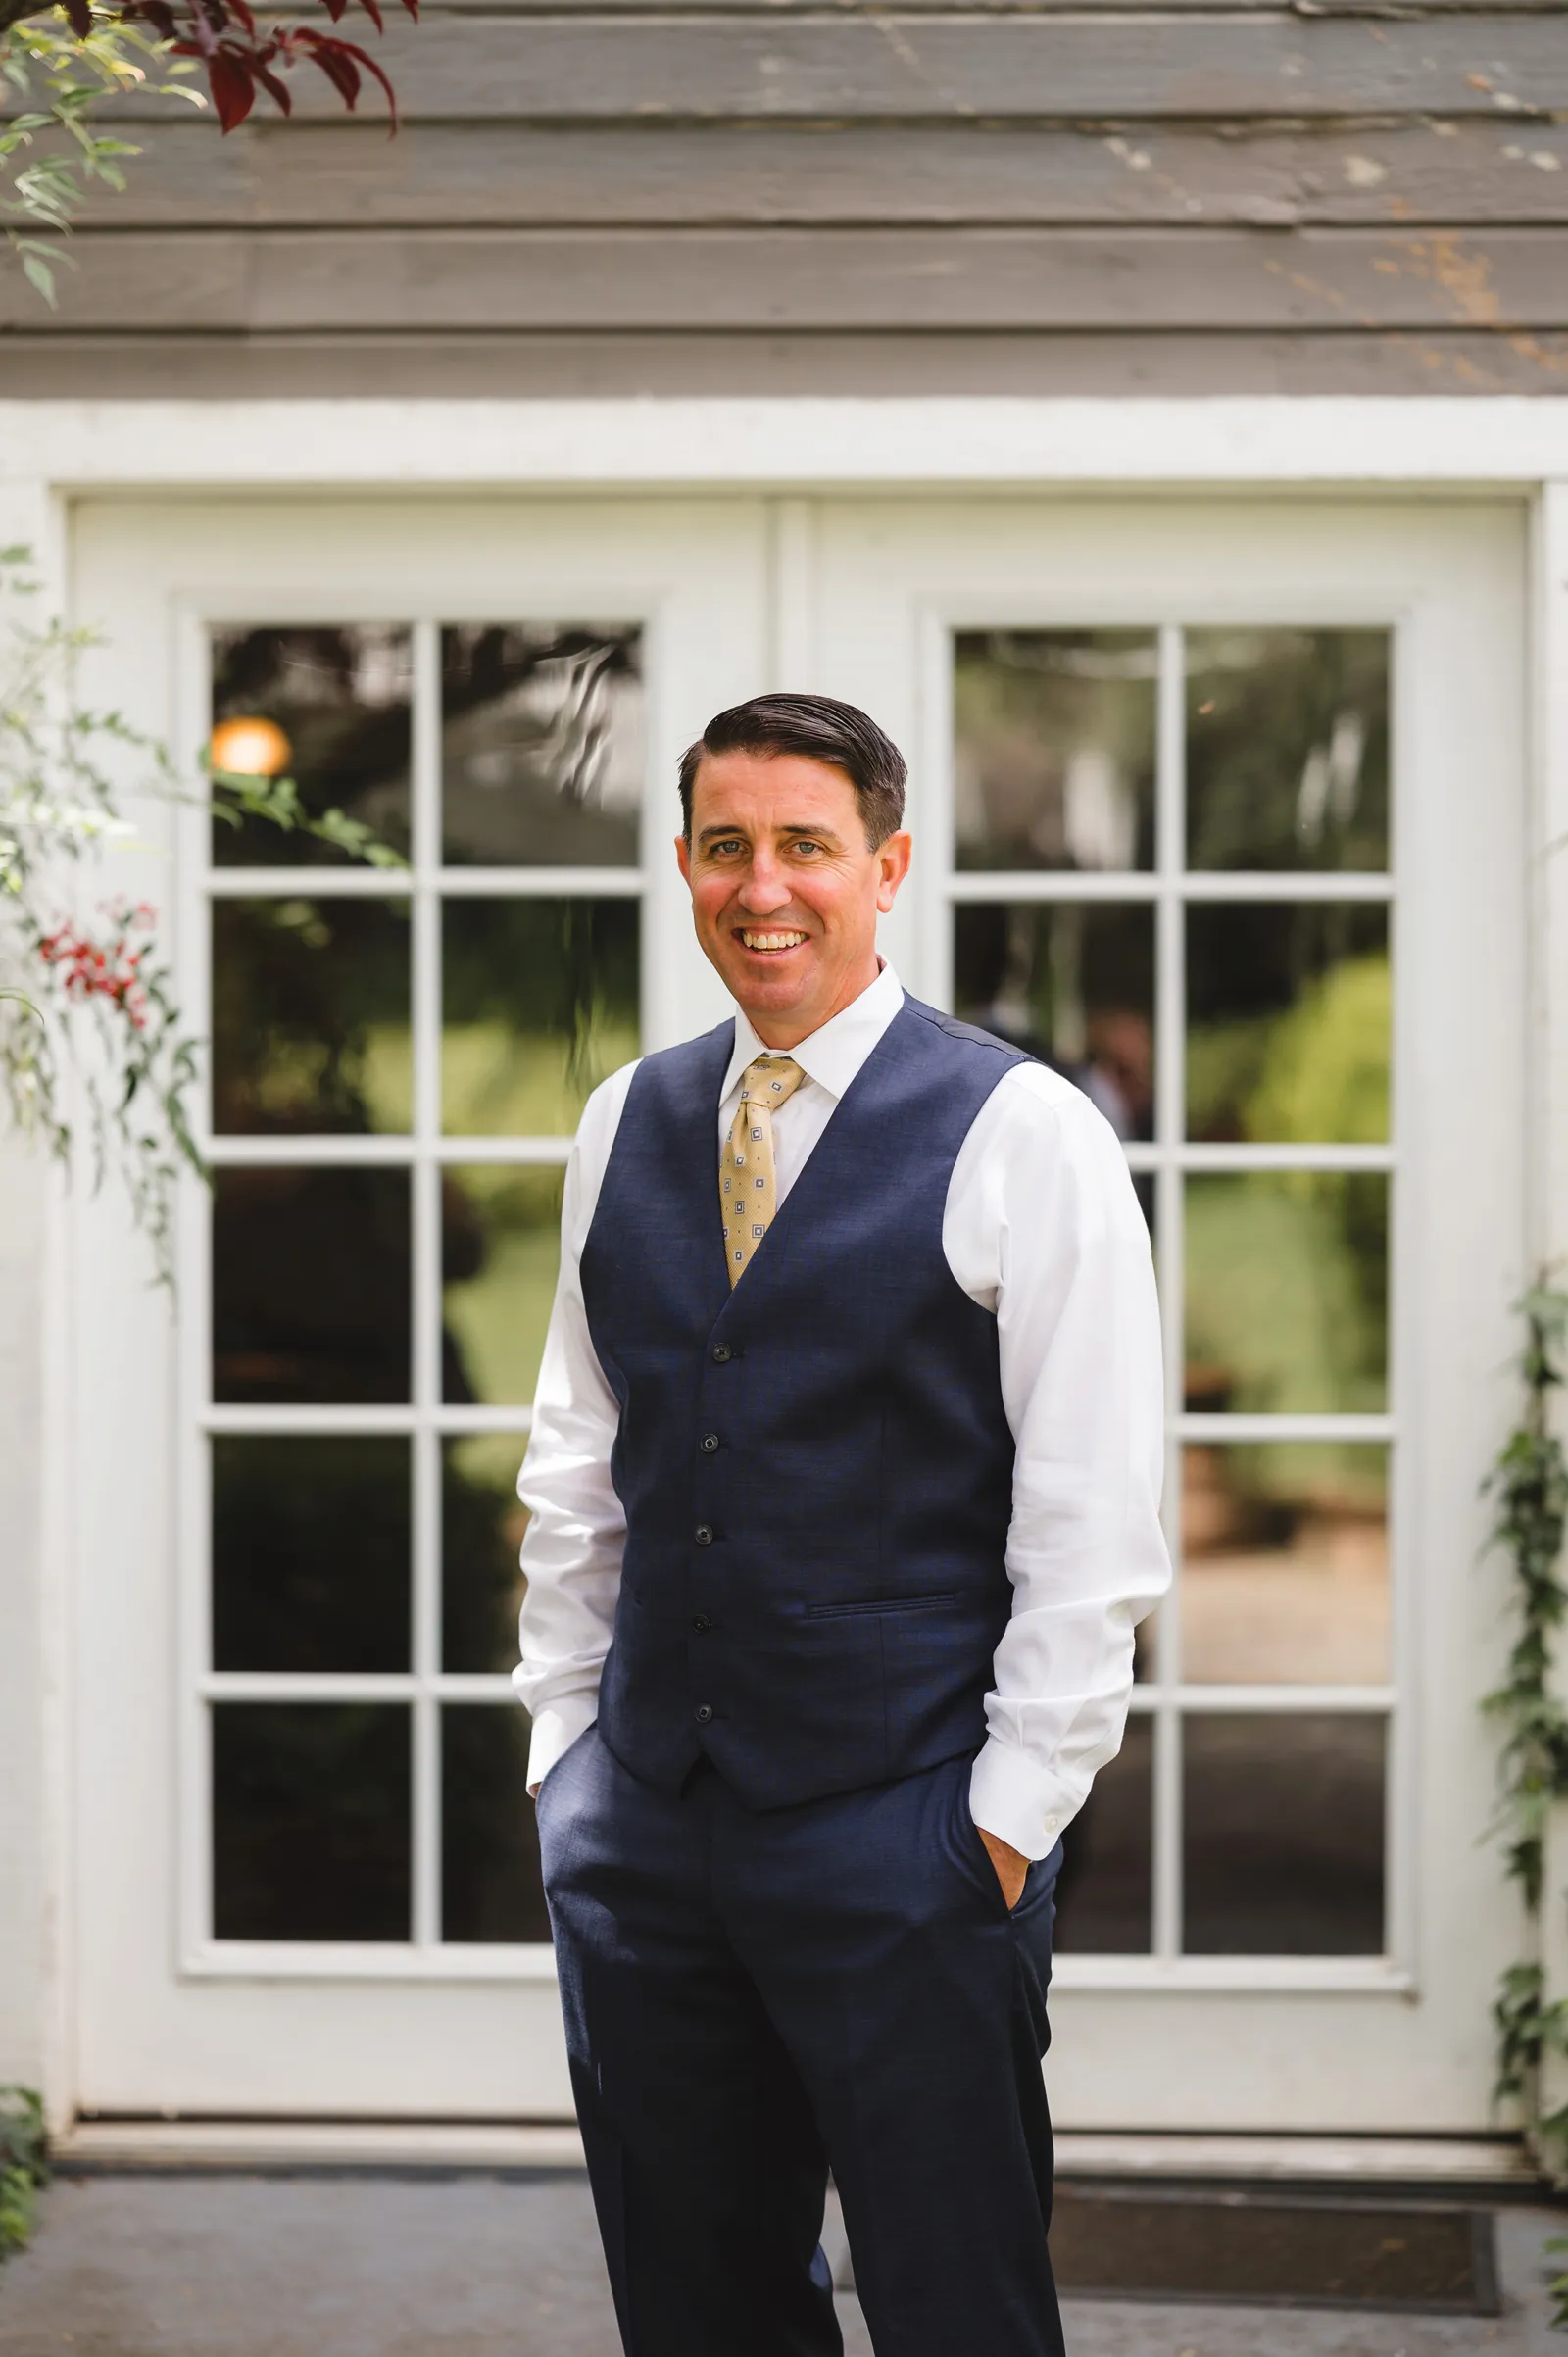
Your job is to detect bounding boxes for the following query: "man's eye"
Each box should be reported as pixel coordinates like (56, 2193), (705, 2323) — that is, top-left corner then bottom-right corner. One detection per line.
(791, 840), (823, 856)
(710, 839), (746, 857)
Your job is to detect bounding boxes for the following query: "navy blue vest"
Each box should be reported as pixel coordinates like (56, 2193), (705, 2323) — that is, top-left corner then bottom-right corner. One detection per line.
(579, 997), (1027, 1809)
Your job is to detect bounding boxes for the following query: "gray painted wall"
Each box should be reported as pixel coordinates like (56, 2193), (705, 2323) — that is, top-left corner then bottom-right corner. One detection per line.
(3, 1), (1567, 394)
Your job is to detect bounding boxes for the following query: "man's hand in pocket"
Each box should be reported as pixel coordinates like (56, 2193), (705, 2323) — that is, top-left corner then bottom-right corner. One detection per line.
(978, 1826), (1029, 1911)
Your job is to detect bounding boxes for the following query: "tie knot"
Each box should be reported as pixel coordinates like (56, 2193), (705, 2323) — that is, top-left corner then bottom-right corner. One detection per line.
(740, 1055), (806, 1108)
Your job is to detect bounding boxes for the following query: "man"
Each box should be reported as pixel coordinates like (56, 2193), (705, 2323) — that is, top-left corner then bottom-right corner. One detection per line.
(515, 693), (1169, 2357)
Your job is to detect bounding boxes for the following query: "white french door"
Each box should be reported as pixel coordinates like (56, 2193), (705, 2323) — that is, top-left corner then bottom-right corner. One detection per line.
(71, 499), (759, 2116)
(70, 490), (1526, 2133)
(809, 497), (1528, 2130)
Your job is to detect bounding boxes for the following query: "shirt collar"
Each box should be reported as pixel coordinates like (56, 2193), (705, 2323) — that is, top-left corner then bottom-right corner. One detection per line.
(722, 960), (905, 1105)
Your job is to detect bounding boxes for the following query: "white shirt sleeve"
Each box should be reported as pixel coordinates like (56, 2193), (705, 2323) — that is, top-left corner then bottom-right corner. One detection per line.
(513, 1062), (639, 1792)
(946, 1062), (1171, 1862)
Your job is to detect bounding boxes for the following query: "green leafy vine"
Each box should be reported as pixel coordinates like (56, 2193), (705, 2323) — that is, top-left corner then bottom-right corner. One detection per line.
(0, 545), (404, 1282)
(1483, 1282), (1568, 2212)
(0, 2088), (48, 2264)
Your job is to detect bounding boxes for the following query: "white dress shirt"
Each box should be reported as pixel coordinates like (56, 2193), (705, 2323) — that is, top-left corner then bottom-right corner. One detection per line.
(514, 961), (1170, 1861)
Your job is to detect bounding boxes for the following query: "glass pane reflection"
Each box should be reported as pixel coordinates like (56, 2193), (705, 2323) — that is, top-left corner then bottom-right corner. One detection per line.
(213, 1166), (411, 1404)
(1182, 1446), (1389, 1686)
(443, 1433), (528, 1674)
(1187, 905), (1389, 1146)
(1185, 1173), (1387, 1416)
(1183, 1713), (1385, 1953)
(212, 897), (412, 1136)
(213, 1703), (411, 1941)
(441, 624), (643, 867)
(954, 630), (1155, 873)
(1053, 1715), (1152, 1954)
(213, 1436), (411, 1673)
(954, 902), (1153, 1145)
(1186, 629), (1390, 873)
(441, 1705), (551, 1941)
(443, 1165), (564, 1407)
(211, 626), (412, 868)
(442, 899), (639, 1137)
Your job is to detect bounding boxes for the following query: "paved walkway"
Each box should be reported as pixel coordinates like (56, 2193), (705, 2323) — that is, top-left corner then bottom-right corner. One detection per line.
(1, 2175), (1565, 2356)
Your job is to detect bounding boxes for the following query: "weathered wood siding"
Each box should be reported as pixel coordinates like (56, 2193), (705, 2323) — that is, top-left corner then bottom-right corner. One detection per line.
(5, 2), (1568, 393)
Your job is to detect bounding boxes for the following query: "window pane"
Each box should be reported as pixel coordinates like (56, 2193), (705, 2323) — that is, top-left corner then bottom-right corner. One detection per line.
(442, 1705), (551, 1942)
(211, 626), (412, 869)
(1183, 1713), (1385, 1954)
(441, 624), (643, 867)
(1186, 904), (1389, 1146)
(443, 1433), (527, 1674)
(213, 1436), (410, 1673)
(1185, 1172), (1387, 1415)
(1186, 629), (1390, 873)
(213, 1703), (411, 1941)
(212, 898), (412, 1136)
(954, 630), (1155, 873)
(443, 1165), (564, 1407)
(442, 899), (639, 1137)
(953, 902), (1153, 1144)
(1053, 1715), (1152, 1954)
(1182, 1446), (1389, 1686)
(213, 1167), (411, 1404)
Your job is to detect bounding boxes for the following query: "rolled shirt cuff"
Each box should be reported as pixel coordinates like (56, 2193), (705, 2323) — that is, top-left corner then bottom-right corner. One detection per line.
(967, 1736), (1083, 1862)
(523, 1694), (600, 1796)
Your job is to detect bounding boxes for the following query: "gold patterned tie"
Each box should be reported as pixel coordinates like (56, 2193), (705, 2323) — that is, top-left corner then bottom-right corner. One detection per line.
(721, 1055), (806, 1286)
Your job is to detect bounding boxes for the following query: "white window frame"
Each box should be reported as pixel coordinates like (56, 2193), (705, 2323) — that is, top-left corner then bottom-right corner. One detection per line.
(172, 596), (662, 1981)
(921, 602), (1405, 1989)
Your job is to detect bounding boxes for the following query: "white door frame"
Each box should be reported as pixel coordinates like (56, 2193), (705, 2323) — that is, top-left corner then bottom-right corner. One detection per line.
(4, 393), (1565, 2136)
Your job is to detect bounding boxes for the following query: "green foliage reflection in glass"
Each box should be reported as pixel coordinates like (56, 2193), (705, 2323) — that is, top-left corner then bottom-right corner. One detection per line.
(1185, 1172), (1387, 1416)
(210, 626), (413, 867)
(953, 630), (1156, 873)
(212, 897), (412, 1135)
(443, 1164), (564, 1405)
(442, 898), (638, 1136)
(1186, 628), (1390, 873)
(1187, 904), (1389, 1146)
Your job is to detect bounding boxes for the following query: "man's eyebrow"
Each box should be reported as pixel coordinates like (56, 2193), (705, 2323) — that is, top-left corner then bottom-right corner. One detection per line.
(695, 820), (845, 847)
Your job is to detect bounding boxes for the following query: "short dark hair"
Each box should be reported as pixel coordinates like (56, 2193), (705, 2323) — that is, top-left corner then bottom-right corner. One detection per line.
(678, 693), (907, 849)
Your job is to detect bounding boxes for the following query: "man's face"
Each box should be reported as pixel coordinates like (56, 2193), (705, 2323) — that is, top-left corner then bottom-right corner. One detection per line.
(676, 750), (911, 1048)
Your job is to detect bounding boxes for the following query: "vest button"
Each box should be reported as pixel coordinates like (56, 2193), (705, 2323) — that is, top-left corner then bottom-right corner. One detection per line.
(694, 1703), (714, 1725)
(711, 1344), (732, 1363)
(700, 1433), (719, 1453)
(692, 1613), (713, 1633)
(695, 1524), (713, 1546)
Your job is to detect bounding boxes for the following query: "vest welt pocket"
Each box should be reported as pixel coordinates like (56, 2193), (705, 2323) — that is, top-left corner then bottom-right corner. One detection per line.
(803, 1592), (958, 1621)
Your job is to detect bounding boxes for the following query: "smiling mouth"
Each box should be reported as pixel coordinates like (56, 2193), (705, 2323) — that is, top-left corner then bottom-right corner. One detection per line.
(737, 929), (809, 954)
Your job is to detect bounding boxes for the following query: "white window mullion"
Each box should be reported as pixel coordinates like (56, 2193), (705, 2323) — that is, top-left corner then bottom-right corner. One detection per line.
(1152, 621), (1187, 1963)
(411, 617), (443, 1951)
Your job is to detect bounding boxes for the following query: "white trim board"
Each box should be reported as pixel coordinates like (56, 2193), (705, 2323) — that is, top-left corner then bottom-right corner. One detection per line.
(51, 2120), (1537, 2187)
(5, 398), (1568, 492)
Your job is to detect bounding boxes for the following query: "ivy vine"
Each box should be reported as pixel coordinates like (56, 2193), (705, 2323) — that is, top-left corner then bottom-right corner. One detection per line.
(1484, 1281), (1568, 2198)
(0, 2087), (47, 2264)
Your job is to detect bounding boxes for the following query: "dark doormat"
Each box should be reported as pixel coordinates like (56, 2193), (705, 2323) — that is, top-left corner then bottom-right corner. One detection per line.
(1049, 2186), (1499, 2314)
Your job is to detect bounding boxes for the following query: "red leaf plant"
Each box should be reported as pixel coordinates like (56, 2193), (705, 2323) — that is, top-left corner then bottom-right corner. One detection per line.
(51, 0), (415, 132)
(36, 900), (156, 1030)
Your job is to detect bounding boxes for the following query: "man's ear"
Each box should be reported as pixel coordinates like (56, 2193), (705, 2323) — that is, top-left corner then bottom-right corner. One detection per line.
(875, 830), (913, 914)
(675, 832), (692, 887)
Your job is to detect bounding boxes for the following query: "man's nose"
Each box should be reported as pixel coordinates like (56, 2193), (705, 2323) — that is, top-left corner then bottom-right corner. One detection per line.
(737, 859), (793, 914)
